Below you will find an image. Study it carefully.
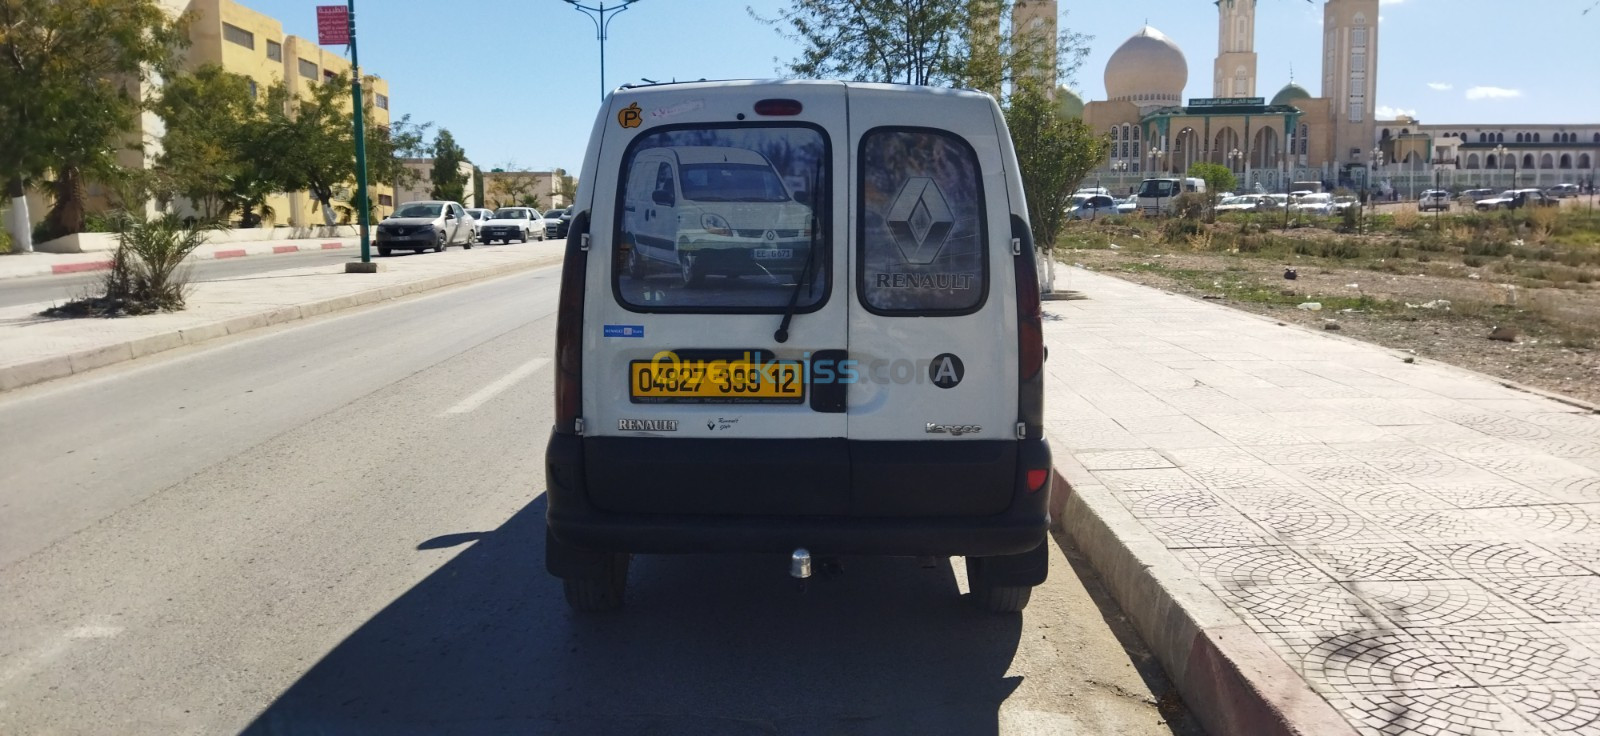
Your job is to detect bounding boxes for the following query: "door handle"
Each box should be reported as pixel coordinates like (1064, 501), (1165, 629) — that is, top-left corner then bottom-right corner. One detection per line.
(646, 209), (654, 220)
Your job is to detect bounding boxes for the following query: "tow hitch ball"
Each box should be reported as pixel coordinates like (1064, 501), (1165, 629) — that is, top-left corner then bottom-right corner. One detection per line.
(790, 548), (812, 580)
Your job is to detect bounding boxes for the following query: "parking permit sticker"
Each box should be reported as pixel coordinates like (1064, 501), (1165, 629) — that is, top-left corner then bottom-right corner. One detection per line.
(617, 102), (642, 128)
(604, 325), (645, 338)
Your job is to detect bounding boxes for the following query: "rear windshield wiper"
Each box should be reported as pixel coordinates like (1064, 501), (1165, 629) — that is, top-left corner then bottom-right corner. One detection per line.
(773, 213), (821, 344)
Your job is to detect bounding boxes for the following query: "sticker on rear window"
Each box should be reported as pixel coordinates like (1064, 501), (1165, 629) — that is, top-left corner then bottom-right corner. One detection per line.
(604, 324), (645, 338)
(618, 102), (642, 129)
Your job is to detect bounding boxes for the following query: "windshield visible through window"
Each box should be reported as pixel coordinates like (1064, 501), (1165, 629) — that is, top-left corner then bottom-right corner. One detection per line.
(494, 209), (528, 219)
(394, 204), (442, 218)
(614, 127), (828, 312)
(1137, 180), (1178, 198)
(679, 163), (791, 203)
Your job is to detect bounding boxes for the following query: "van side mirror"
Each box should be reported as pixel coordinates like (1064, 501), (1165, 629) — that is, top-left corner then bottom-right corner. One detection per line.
(652, 189), (674, 206)
(793, 189), (813, 206)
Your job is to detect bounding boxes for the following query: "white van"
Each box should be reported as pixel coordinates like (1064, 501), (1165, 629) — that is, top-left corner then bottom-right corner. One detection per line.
(1135, 177), (1205, 215)
(546, 80), (1052, 613)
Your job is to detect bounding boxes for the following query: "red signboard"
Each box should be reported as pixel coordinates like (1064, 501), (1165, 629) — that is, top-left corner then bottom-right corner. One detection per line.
(317, 5), (350, 46)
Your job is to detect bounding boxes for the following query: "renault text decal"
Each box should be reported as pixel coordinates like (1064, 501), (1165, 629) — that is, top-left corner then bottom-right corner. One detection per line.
(619, 418), (677, 431)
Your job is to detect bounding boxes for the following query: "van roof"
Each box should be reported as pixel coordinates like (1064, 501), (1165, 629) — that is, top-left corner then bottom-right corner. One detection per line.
(639, 146), (770, 165)
(610, 78), (995, 103)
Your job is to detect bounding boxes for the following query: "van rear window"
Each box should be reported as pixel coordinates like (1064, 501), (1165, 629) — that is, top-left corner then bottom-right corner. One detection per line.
(858, 128), (987, 315)
(613, 125), (830, 313)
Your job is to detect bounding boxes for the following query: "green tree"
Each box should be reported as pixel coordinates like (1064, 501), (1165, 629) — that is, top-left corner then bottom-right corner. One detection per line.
(153, 65), (263, 222)
(553, 170), (577, 207)
(0, 0), (186, 250)
(1005, 82), (1108, 293)
(1186, 162), (1238, 217)
(472, 166), (486, 208)
(428, 129), (468, 203)
(253, 74), (359, 227)
(363, 113), (431, 218)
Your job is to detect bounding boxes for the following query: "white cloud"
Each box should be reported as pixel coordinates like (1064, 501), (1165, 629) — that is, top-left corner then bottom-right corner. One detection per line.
(1376, 105), (1418, 119)
(1427, 82), (1454, 91)
(1465, 86), (1522, 101)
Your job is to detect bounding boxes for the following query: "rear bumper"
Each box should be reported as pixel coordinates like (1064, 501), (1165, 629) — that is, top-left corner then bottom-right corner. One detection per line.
(543, 431), (1052, 558)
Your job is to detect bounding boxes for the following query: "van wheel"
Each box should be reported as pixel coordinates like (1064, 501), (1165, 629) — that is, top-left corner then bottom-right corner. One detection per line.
(562, 553), (630, 613)
(625, 241), (647, 279)
(678, 252), (706, 288)
(965, 556), (1034, 614)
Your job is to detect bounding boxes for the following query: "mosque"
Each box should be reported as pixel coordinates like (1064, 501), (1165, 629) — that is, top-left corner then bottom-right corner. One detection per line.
(1042, 0), (1599, 193)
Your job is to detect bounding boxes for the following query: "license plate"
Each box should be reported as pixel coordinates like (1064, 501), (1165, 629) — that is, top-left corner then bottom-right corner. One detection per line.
(630, 357), (804, 404)
(752, 249), (793, 260)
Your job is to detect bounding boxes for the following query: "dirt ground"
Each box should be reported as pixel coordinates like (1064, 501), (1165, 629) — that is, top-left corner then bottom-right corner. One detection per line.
(1058, 208), (1600, 406)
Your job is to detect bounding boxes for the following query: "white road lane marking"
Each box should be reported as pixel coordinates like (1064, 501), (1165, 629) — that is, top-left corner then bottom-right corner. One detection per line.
(443, 358), (551, 415)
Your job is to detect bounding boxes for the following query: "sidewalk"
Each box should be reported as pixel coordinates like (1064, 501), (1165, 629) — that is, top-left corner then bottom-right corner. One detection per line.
(0, 246), (563, 391)
(1042, 267), (1600, 736)
(0, 236), (363, 279)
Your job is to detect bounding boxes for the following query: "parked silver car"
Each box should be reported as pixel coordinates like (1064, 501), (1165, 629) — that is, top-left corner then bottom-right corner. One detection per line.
(375, 201), (475, 256)
(1066, 194), (1120, 220)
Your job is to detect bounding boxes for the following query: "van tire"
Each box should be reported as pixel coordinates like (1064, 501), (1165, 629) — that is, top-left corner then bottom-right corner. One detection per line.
(678, 251), (706, 288)
(965, 556), (1034, 614)
(562, 553), (630, 613)
(625, 240), (647, 278)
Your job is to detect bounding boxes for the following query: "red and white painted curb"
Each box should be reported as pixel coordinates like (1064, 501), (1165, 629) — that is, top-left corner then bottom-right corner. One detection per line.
(23, 242), (350, 278)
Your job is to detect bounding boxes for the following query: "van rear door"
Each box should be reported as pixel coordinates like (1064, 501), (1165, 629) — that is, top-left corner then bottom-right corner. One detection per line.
(844, 86), (1020, 516)
(580, 82), (853, 516)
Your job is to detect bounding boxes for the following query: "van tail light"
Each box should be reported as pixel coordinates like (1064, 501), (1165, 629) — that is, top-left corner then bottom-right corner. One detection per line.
(554, 211), (590, 434)
(1011, 215), (1045, 435)
(754, 99), (803, 116)
(1026, 469), (1049, 493)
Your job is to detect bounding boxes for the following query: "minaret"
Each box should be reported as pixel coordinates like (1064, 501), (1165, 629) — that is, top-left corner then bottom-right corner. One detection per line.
(1213, 0), (1258, 98)
(1012, 0), (1058, 98)
(1322, 0), (1380, 168)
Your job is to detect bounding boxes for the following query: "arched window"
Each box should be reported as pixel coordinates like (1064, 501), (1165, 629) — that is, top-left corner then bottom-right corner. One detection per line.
(1541, 153), (1555, 169)
(1580, 154), (1592, 169)
(1535, 132), (1542, 143)
(1522, 153), (1535, 169)
(1560, 154), (1573, 169)
(1516, 133), (1524, 143)
(1467, 153), (1481, 170)
(1497, 133), (1505, 142)
(1480, 133), (1487, 142)
(1484, 154), (1496, 169)
(1299, 124), (1309, 155)
(1382, 129), (1392, 140)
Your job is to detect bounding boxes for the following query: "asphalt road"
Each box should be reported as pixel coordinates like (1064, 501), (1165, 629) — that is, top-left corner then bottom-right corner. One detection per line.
(0, 248), (359, 309)
(0, 264), (1200, 736)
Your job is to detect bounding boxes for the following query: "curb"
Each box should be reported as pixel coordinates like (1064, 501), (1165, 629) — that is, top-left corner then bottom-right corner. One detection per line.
(1051, 465), (1360, 736)
(0, 253), (563, 393)
(4, 242), (352, 281)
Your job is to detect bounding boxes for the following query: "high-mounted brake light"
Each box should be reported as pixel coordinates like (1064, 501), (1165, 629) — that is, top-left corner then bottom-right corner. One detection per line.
(754, 99), (803, 116)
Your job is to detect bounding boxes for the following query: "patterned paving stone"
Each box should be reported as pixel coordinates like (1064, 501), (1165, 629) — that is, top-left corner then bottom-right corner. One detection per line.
(1207, 425), (1325, 446)
(1222, 486), (1343, 513)
(1075, 449), (1176, 470)
(1296, 425), (1409, 444)
(1410, 628), (1600, 686)
(1521, 413), (1600, 440)
(1432, 438), (1547, 460)
(1549, 477), (1600, 503)
(1162, 445), (1268, 468)
(1517, 437), (1600, 460)
(1368, 456), (1502, 482)
(1145, 514), (1277, 548)
(1111, 415), (1208, 434)
(1348, 581), (1543, 627)
(1480, 577), (1600, 623)
(1252, 511), (1394, 544)
(1541, 542), (1600, 576)
(1321, 484), (1457, 512)
(1183, 465), (1302, 488)
(1494, 686), (1600, 736)
(1280, 463), (1406, 488)
(1301, 544), (1461, 582)
(1388, 423), (1497, 443)
(1327, 688), (1539, 736)
(1127, 430), (1235, 449)
(1480, 505), (1598, 538)
(1091, 468), (1206, 492)
(1114, 489), (1230, 518)
(1469, 456), (1600, 483)
(1244, 443), (1358, 465)
(1455, 416), (1558, 442)
(1219, 583), (1393, 634)
(1266, 410), (1373, 427)
(1301, 630), (1475, 691)
(1438, 483), (1567, 509)
(1174, 546), (1332, 588)
(1364, 511), (1508, 541)
(1330, 442), (1445, 463)
(1417, 542), (1596, 579)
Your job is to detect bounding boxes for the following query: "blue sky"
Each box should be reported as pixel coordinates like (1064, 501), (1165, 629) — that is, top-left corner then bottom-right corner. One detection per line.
(238, 0), (1599, 173)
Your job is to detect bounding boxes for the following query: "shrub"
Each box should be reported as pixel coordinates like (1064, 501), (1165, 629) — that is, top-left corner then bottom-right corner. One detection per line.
(1392, 208), (1423, 233)
(1338, 204), (1360, 233)
(43, 215), (214, 317)
(1171, 192), (1207, 221)
(0, 225), (10, 254)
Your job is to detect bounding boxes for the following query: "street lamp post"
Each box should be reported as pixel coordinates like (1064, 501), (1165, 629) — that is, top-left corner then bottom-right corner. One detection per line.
(1364, 149), (1384, 234)
(1494, 144), (1509, 191)
(564, 0), (641, 100)
(347, 0), (373, 268)
(1146, 147), (1165, 215)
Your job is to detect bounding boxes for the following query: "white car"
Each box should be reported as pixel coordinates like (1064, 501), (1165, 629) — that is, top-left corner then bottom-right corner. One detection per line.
(1215, 195), (1273, 213)
(1073, 186), (1111, 197)
(1331, 195), (1358, 213)
(1115, 196), (1138, 214)
(1291, 193), (1335, 216)
(547, 80), (1052, 614)
(374, 200), (475, 255)
(464, 208), (495, 239)
(620, 145), (814, 285)
(1066, 194), (1120, 220)
(478, 206), (543, 244)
